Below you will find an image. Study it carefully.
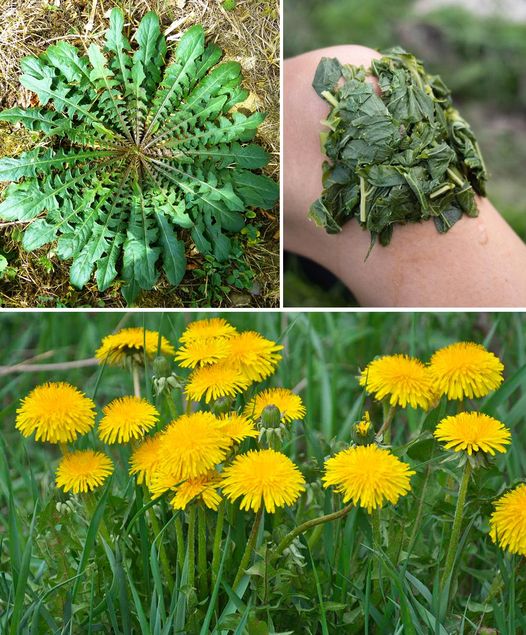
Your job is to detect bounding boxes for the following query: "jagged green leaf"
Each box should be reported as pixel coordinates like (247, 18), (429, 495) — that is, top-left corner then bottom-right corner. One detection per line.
(155, 212), (186, 286)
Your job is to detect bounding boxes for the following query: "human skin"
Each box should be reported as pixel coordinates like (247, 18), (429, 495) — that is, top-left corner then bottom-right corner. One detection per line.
(284, 45), (526, 307)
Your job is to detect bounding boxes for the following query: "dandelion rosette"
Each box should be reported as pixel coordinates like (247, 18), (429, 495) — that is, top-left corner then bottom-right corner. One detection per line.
(221, 449), (306, 513)
(322, 445), (415, 513)
(218, 413), (258, 444)
(56, 450), (113, 494)
(98, 396), (159, 444)
(16, 382), (96, 443)
(185, 362), (250, 403)
(244, 388), (306, 423)
(129, 434), (163, 486)
(175, 336), (230, 368)
(429, 342), (504, 400)
(169, 471), (222, 511)
(434, 412), (511, 456)
(490, 484), (526, 556)
(95, 327), (176, 366)
(156, 412), (231, 483)
(359, 354), (435, 410)
(179, 318), (237, 344)
(223, 331), (283, 382)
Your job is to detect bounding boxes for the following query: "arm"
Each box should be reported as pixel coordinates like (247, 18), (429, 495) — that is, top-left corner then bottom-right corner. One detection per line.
(284, 46), (526, 307)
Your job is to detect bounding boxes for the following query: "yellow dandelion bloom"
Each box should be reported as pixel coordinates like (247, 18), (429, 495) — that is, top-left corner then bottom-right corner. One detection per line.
(185, 362), (250, 403)
(129, 435), (163, 486)
(16, 382), (96, 444)
(148, 465), (181, 499)
(56, 450), (113, 494)
(175, 337), (230, 368)
(98, 396), (159, 444)
(179, 318), (237, 344)
(224, 332), (283, 382)
(244, 388), (306, 423)
(95, 327), (176, 366)
(221, 449), (306, 513)
(429, 342), (504, 400)
(158, 412), (231, 481)
(359, 354), (435, 410)
(169, 472), (222, 511)
(322, 445), (415, 513)
(490, 484), (526, 556)
(434, 412), (511, 456)
(218, 413), (258, 444)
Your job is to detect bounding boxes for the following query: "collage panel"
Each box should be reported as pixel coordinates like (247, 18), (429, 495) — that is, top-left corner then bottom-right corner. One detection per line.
(1, 311), (525, 632)
(1, 0), (526, 633)
(0, 1), (279, 309)
(283, 0), (526, 308)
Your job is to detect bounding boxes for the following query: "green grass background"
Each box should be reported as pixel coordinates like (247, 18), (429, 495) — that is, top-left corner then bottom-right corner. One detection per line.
(284, 0), (526, 306)
(1, 311), (525, 632)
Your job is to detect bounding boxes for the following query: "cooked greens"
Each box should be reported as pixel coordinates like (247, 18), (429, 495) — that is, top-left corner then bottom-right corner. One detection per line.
(310, 48), (487, 247)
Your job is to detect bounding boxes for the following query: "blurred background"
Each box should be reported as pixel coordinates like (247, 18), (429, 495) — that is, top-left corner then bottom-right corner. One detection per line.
(284, 0), (526, 307)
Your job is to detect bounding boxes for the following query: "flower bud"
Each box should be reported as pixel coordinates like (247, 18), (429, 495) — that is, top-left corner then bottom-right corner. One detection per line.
(153, 355), (171, 378)
(351, 412), (375, 446)
(211, 396), (233, 417)
(261, 404), (281, 429)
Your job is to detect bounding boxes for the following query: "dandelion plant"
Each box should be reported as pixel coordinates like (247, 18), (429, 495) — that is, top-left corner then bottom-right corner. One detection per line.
(0, 10), (278, 304)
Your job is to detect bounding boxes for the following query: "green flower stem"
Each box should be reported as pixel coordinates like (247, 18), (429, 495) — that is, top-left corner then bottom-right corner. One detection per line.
(233, 507), (263, 590)
(185, 397), (193, 415)
(441, 459), (472, 592)
(164, 392), (178, 419)
(85, 492), (112, 545)
(405, 463), (432, 565)
(371, 508), (382, 595)
(132, 366), (141, 398)
(377, 405), (396, 444)
(211, 502), (225, 588)
(274, 503), (354, 560)
(142, 485), (173, 591)
(175, 515), (185, 572)
(188, 506), (196, 590)
(59, 443), (69, 455)
(198, 504), (208, 598)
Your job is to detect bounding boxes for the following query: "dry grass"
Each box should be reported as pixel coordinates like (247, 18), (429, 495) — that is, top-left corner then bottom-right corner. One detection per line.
(0, 0), (279, 308)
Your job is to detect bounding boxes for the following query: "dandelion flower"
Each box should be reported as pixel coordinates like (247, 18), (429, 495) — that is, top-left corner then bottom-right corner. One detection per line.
(185, 362), (250, 403)
(244, 388), (306, 423)
(429, 342), (504, 400)
(148, 465), (181, 499)
(322, 445), (415, 513)
(179, 318), (237, 344)
(129, 435), (163, 486)
(225, 332), (283, 382)
(158, 412), (231, 481)
(221, 449), (305, 513)
(16, 382), (96, 443)
(98, 396), (159, 444)
(170, 472), (222, 511)
(175, 337), (230, 368)
(218, 413), (258, 444)
(56, 450), (113, 494)
(434, 412), (511, 456)
(490, 484), (526, 556)
(359, 354), (435, 410)
(95, 327), (176, 366)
